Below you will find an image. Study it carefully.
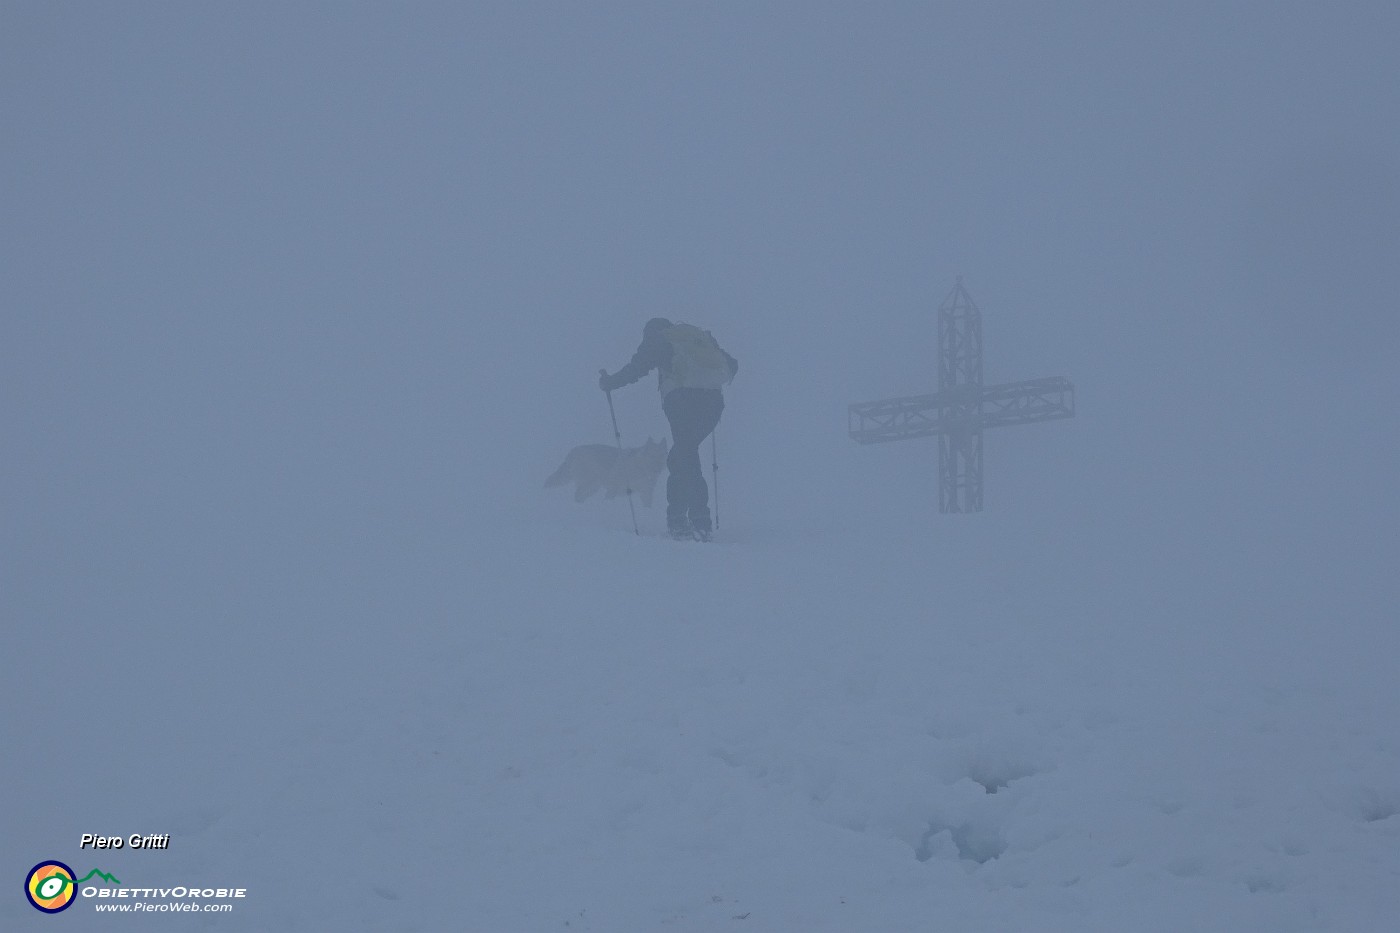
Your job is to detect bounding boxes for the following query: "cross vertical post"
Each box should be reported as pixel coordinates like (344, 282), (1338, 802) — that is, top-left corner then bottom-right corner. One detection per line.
(937, 279), (984, 512)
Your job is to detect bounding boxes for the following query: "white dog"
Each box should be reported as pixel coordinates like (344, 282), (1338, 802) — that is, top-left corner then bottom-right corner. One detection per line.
(545, 438), (668, 507)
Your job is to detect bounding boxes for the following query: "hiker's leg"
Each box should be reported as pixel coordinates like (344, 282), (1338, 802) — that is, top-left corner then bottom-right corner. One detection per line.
(685, 392), (724, 534)
(663, 390), (709, 531)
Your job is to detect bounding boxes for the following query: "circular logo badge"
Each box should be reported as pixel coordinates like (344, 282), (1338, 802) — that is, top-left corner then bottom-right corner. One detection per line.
(26, 861), (78, 913)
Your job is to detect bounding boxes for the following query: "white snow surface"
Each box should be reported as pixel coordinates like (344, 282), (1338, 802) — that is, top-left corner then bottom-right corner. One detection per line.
(7, 501), (1398, 932)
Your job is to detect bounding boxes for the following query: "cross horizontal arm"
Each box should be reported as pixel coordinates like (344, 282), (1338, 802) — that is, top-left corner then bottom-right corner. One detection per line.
(848, 391), (951, 443)
(978, 377), (1075, 429)
(849, 377), (1074, 444)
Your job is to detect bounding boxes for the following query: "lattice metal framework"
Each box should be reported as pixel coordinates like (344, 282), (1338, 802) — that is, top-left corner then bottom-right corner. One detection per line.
(849, 279), (1075, 512)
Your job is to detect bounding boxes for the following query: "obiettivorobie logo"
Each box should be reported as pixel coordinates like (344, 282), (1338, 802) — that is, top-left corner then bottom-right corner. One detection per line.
(25, 860), (247, 915)
(25, 861), (120, 913)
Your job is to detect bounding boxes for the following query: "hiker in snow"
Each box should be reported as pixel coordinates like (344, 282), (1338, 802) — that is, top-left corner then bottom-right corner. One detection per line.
(599, 318), (738, 541)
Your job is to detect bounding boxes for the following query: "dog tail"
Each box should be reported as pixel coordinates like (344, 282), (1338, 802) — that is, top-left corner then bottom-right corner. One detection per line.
(544, 460), (570, 488)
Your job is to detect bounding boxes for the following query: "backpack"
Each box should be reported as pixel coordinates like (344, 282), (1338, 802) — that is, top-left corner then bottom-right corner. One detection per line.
(663, 323), (733, 390)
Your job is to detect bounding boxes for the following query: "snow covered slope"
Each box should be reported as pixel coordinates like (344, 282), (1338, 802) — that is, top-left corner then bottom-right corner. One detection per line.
(7, 499), (1398, 931)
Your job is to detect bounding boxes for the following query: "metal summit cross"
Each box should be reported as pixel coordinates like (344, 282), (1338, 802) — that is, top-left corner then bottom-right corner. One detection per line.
(848, 278), (1075, 512)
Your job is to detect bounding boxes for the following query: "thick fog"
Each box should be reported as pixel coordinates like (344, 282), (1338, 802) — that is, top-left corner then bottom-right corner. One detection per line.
(5, 2), (1398, 928)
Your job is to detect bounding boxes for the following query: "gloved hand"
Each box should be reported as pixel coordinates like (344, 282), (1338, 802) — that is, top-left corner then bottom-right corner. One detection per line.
(598, 369), (613, 392)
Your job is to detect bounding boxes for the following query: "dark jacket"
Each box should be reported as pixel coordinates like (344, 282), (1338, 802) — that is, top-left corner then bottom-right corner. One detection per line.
(603, 322), (738, 396)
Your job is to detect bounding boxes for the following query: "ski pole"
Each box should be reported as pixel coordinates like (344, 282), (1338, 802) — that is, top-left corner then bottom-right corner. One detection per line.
(601, 370), (639, 536)
(711, 428), (719, 531)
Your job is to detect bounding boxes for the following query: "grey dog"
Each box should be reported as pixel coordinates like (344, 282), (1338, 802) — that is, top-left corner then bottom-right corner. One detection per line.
(545, 437), (668, 507)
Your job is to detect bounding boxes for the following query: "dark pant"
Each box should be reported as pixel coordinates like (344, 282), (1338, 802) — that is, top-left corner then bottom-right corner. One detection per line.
(662, 388), (724, 532)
